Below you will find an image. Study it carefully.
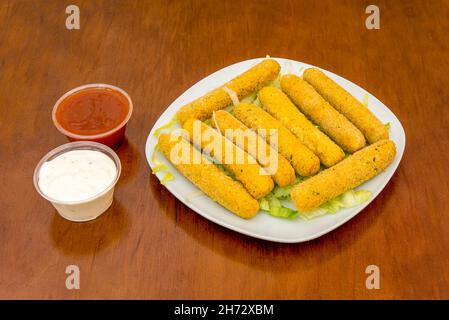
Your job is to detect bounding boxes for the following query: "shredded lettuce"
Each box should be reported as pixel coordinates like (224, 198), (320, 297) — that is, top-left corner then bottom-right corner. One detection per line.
(261, 173), (372, 220)
(320, 189), (372, 213)
(252, 97), (262, 107)
(151, 142), (175, 185)
(153, 119), (177, 137)
(271, 177), (303, 200)
(297, 208), (328, 220)
(298, 189), (372, 219)
(241, 92), (258, 104)
(270, 205), (298, 219)
(152, 163), (168, 174)
(259, 198), (270, 211)
(161, 172), (174, 185)
(151, 144), (168, 174)
(151, 143), (159, 162)
(319, 197), (342, 214)
(341, 189), (372, 206)
(268, 75), (281, 89)
(283, 61), (293, 75)
(260, 194), (298, 219)
(224, 105), (234, 113)
(185, 190), (204, 203)
(259, 177), (302, 219)
(385, 122), (391, 130)
(223, 86), (239, 106)
(363, 93), (369, 107)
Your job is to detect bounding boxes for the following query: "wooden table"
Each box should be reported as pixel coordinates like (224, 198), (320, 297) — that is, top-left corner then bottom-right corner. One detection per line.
(1, 0), (448, 299)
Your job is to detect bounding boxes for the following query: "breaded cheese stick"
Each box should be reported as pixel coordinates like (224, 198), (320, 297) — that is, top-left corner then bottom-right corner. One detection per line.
(211, 110), (296, 187)
(303, 68), (389, 144)
(158, 134), (259, 218)
(281, 74), (366, 153)
(291, 140), (396, 212)
(176, 59), (280, 124)
(258, 86), (345, 167)
(233, 103), (320, 177)
(183, 119), (274, 199)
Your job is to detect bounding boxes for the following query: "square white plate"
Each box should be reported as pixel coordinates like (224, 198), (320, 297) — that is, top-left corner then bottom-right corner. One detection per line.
(145, 57), (405, 243)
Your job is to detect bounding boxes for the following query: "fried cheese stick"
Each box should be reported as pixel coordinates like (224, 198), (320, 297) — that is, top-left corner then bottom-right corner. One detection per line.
(291, 139), (396, 212)
(233, 103), (320, 177)
(176, 59), (280, 124)
(281, 74), (366, 153)
(158, 134), (259, 218)
(258, 86), (345, 167)
(183, 119), (274, 199)
(211, 110), (296, 187)
(303, 68), (389, 144)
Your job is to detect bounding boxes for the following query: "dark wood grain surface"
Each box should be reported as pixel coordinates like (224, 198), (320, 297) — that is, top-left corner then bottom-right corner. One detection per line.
(1, 0), (448, 299)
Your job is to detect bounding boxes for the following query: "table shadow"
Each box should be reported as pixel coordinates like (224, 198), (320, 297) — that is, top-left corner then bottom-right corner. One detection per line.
(150, 173), (398, 273)
(50, 199), (129, 256)
(115, 137), (140, 186)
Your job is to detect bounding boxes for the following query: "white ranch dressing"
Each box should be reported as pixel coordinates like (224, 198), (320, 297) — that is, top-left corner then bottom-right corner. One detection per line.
(38, 150), (117, 202)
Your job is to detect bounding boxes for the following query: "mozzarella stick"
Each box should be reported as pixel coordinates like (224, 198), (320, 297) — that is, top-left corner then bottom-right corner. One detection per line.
(158, 134), (259, 218)
(281, 74), (366, 153)
(233, 103), (320, 177)
(258, 86), (345, 167)
(176, 59), (280, 124)
(183, 119), (274, 199)
(211, 110), (296, 187)
(303, 68), (389, 144)
(291, 140), (396, 212)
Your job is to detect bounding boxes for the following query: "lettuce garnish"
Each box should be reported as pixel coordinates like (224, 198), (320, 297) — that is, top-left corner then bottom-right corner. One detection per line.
(260, 194), (298, 219)
(240, 92), (258, 104)
(363, 93), (369, 107)
(260, 176), (372, 220)
(153, 119), (177, 137)
(319, 189), (372, 214)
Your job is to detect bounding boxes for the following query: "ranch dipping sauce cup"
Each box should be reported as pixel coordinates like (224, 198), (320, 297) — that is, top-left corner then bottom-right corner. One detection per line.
(33, 141), (121, 222)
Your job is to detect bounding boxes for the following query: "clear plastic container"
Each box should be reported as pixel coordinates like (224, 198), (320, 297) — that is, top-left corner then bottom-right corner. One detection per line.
(52, 83), (133, 149)
(33, 141), (122, 222)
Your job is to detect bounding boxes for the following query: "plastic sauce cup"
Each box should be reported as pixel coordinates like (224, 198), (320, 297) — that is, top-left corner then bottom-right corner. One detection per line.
(33, 141), (122, 222)
(52, 84), (133, 149)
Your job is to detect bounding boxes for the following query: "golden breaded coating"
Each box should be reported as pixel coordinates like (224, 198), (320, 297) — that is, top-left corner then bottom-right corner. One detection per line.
(211, 110), (296, 187)
(303, 68), (389, 144)
(158, 134), (259, 218)
(281, 74), (366, 153)
(258, 87), (345, 167)
(291, 140), (396, 212)
(176, 59), (281, 124)
(226, 59), (281, 98)
(183, 119), (274, 199)
(233, 103), (320, 177)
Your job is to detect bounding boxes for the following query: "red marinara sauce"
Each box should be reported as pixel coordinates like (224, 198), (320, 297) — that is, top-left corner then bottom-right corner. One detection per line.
(53, 85), (132, 149)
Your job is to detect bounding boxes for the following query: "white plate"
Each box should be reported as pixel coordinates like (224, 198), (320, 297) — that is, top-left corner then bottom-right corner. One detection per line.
(145, 57), (405, 243)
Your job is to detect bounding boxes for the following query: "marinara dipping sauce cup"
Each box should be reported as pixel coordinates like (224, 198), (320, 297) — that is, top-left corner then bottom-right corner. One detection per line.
(52, 84), (133, 149)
